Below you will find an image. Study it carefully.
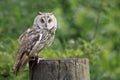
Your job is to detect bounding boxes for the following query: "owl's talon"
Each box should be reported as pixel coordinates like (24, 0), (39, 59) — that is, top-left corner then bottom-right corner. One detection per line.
(37, 58), (45, 64)
(13, 13), (57, 75)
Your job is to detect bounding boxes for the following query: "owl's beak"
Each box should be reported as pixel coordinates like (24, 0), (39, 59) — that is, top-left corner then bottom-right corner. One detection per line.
(45, 23), (47, 27)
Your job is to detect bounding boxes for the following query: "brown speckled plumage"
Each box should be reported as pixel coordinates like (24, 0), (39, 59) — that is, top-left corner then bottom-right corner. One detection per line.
(13, 12), (57, 75)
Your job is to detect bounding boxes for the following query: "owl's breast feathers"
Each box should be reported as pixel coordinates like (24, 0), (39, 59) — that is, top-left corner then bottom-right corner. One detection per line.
(13, 27), (54, 75)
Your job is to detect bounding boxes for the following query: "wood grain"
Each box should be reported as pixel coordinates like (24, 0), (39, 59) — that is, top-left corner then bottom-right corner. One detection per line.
(29, 58), (90, 80)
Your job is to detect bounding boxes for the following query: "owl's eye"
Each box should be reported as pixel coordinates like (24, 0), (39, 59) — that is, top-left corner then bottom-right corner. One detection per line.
(48, 19), (52, 23)
(40, 18), (44, 23)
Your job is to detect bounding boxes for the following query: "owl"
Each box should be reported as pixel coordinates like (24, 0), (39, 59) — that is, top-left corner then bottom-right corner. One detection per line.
(13, 12), (57, 75)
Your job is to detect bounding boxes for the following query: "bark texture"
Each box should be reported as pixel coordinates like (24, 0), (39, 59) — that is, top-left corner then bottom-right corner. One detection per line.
(29, 58), (90, 80)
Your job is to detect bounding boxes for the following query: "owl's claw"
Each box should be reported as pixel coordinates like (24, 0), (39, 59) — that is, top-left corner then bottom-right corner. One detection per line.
(37, 58), (45, 64)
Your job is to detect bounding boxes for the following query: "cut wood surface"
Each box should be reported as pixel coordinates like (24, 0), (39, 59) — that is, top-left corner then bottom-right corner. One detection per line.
(29, 58), (90, 80)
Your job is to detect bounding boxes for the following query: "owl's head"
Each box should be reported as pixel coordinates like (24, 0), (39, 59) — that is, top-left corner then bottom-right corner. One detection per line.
(33, 12), (57, 31)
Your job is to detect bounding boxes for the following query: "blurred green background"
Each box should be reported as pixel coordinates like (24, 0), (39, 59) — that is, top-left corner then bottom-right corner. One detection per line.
(0, 0), (120, 80)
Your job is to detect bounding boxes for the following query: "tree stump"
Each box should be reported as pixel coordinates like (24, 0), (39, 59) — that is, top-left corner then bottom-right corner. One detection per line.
(29, 58), (90, 80)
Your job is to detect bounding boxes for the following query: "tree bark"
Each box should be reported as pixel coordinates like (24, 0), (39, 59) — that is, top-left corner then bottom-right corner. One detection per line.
(29, 58), (90, 80)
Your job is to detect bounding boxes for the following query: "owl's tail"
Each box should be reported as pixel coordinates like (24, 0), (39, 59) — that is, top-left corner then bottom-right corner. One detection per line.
(13, 55), (29, 75)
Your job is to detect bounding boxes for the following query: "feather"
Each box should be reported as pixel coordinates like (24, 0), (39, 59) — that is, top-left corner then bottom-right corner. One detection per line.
(13, 27), (54, 75)
(13, 12), (57, 75)
(13, 28), (41, 75)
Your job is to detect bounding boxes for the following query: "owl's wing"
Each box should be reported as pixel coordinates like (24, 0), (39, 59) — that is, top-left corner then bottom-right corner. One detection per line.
(18, 28), (32, 43)
(13, 28), (43, 75)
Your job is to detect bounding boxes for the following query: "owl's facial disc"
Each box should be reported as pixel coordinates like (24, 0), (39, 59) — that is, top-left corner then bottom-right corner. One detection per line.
(39, 15), (54, 30)
(46, 17), (53, 30)
(33, 12), (57, 30)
